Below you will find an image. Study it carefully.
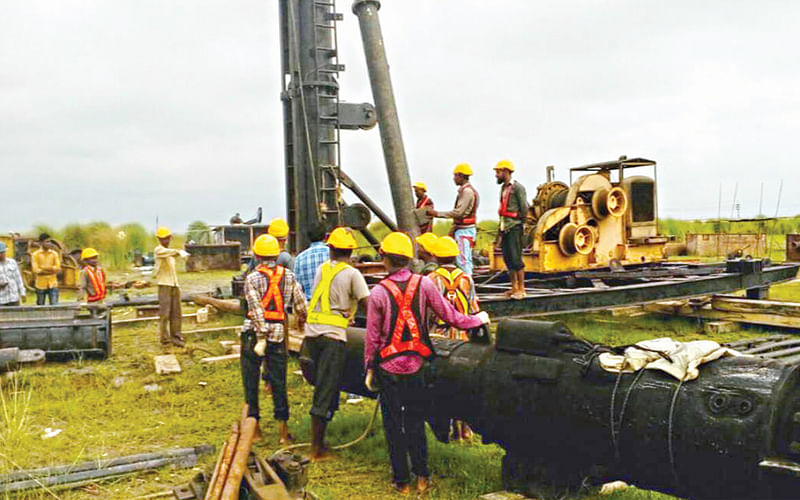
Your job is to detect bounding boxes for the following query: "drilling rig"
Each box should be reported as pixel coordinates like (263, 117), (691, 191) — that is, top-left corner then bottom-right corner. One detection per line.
(278, 0), (419, 253)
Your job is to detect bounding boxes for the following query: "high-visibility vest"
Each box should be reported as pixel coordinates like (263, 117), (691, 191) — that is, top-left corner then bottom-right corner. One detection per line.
(256, 264), (286, 322)
(378, 274), (434, 361)
(83, 266), (106, 302)
(498, 181), (519, 218)
(432, 267), (470, 314)
(307, 261), (352, 329)
(454, 183), (479, 226)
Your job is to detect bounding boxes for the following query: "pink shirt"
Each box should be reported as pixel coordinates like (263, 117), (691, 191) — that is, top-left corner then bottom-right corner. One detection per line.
(364, 268), (483, 374)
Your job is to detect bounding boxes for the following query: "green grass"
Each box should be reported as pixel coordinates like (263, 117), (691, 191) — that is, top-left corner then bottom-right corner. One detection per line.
(2, 276), (799, 499)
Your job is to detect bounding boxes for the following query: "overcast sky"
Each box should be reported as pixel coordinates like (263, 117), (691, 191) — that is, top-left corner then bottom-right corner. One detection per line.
(2, 1), (799, 234)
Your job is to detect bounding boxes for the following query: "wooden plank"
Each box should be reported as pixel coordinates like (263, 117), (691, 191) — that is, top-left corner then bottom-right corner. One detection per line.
(712, 295), (800, 318)
(154, 354), (181, 374)
(644, 302), (800, 330)
(200, 354), (240, 364)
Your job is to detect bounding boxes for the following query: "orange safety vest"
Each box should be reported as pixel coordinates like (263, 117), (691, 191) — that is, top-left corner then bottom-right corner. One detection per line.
(454, 183), (479, 226)
(84, 266), (106, 302)
(256, 264), (286, 322)
(378, 274), (434, 361)
(498, 182), (519, 218)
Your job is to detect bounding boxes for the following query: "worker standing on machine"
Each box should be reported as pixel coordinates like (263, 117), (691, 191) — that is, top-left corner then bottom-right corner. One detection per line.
(242, 234), (307, 445)
(494, 160), (528, 299)
(430, 164), (479, 275)
(77, 248), (106, 304)
(363, 232), (490, 494)
(154, 227), (189, 347)
(412, 181), (434, 234)
(304, 227), (371, 461)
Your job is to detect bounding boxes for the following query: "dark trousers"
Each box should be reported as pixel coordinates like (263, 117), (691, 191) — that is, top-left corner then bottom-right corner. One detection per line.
(35, 288), (58, 305)
(240, 330), (289, 421)
(158, 285), (182, 343)
(307, 336), (346, 421)
(501, 224), (525, 271)
(378, 367), (430, 485)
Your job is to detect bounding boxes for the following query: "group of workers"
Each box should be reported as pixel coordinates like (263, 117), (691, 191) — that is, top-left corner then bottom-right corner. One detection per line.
(0, 158), (530, 494)
(413, 159), (528, 298)
(0, 232), (106, 307)
(241, 222), (490, 494)
(240, 159), (526, 494)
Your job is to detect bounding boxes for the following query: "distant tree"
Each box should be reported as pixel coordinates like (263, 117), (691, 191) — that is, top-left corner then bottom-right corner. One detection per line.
(30, 224), (59, 241)
(187, 221), (211, 244)
(62, 223), (89, 249)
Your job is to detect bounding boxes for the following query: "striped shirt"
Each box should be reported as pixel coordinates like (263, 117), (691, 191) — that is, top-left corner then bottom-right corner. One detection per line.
(243, 262), (307, 343)
(293, 242), (330, 300)
(0, 258), (25, 304)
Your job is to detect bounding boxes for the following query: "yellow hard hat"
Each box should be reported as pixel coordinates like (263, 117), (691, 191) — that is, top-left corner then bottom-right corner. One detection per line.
(81, 247), (99, 260)
(432, 236), (459, 258)
(412, 181), (427, 191)
(326, 227), (358, 250)
(253, 234), (281, 257)
(156, 226), (171, 238)
(414, 232), (438, 253)
(380, 232), (413, 258)
(453, 163), (473, 176)
(494, 159), (515, 172)
(268, 218), (290, 238)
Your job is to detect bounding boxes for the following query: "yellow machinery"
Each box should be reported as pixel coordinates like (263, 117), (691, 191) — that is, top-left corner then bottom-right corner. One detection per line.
(491, 156), (669, 273)
(2, 234), (80, 290)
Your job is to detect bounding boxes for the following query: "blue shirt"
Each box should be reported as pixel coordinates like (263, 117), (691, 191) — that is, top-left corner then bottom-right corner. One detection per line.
(293, 242), (330, 300)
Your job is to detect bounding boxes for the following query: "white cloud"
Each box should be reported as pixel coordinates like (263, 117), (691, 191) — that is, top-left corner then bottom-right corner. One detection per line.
(1, 0), (799, 234)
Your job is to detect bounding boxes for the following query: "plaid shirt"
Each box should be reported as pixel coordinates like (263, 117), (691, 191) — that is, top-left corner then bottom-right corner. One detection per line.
(243, 262), (307, 342)
(0, 258), (25, 304)
(293, 241), (330, 300)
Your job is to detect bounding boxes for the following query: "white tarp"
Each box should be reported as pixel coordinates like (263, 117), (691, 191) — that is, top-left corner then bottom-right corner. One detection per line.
(598, 338), (743, 382)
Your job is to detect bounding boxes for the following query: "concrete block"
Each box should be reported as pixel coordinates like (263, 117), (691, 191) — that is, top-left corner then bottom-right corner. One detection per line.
(704, 321), (737, 335)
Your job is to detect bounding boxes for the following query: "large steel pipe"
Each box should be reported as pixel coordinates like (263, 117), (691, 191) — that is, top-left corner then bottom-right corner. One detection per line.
(352, 0), (418, 240)
(302, 321), (800, 499)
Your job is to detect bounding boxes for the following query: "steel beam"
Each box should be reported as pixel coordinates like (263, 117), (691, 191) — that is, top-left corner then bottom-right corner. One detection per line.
(479, 262), (799, 318)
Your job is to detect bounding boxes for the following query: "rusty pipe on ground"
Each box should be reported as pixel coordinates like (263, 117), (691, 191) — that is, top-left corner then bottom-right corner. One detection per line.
(219, 417), (258, 500)
(204, 423), (240, 500)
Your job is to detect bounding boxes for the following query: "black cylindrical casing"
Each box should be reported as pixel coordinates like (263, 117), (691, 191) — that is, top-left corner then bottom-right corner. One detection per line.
(306, 321), (800, 499)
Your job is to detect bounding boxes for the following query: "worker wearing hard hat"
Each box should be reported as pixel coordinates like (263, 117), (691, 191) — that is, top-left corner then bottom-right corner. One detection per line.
(430, 163), (480, 275)
(494, 160), (529, 299)
(154, 227), (190, 347)
(410, 232), (438, 275)
(31, 233), (61, 305)
(304, 227), (371, 461)
(427, 236), (480, 340)
(77, 248), (107, 303)
(268, 218), (295, 270)
(425, 235), (479, 442)
(412, 181), (434, 234)
(242, 234), (307, 445)
(363, 232), (490, 494)
(0, 241), (26, 306)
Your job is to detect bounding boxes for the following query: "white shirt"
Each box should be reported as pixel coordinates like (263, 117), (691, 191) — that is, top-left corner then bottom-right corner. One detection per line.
(0, 258), (26, 304)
